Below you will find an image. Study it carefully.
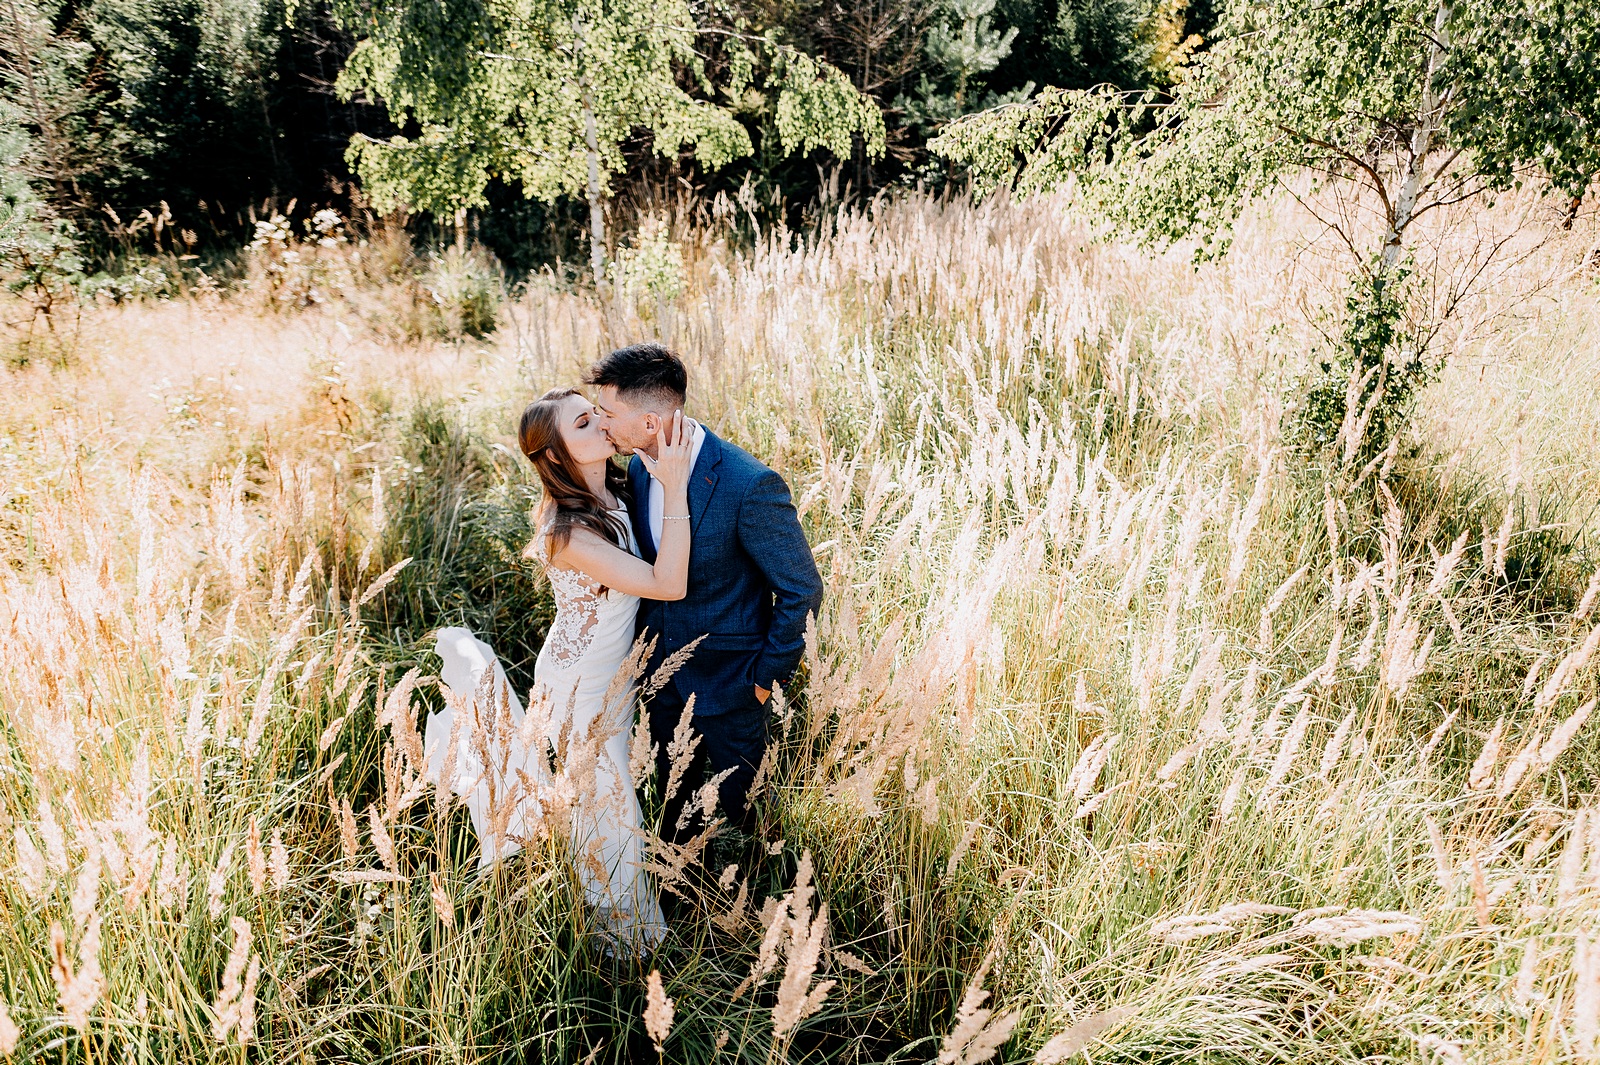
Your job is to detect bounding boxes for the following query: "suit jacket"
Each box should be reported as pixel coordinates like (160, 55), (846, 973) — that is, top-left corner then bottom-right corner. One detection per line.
(628, 427), (823, 716)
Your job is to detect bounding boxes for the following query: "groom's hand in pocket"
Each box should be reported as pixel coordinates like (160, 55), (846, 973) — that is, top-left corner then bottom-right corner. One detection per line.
(754, 685), (770, 705)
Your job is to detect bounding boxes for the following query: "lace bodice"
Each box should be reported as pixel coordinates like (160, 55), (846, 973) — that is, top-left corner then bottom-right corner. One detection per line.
(529, 506), (640, 670)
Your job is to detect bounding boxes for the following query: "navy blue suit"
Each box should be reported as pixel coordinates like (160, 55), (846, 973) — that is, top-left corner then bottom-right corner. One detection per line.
(628, 426), (822, 839)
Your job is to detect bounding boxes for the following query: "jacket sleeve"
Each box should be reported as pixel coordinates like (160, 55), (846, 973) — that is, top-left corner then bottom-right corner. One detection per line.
(738, 468), (824, 691)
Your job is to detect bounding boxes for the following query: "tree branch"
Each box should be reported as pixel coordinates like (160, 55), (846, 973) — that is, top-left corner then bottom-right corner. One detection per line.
(1275, 123), (1396, 229)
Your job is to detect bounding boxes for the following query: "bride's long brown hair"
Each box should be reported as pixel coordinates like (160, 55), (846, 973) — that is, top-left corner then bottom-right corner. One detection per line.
(518, 388), (632, 554)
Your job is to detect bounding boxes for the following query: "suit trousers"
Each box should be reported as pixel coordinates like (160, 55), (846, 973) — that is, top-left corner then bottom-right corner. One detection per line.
(646, 683), (768, 846)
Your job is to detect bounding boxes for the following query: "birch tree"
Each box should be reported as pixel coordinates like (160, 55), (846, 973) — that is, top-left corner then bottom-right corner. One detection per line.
(334, 0), (886, 283)
(931, 0), (1600, 455)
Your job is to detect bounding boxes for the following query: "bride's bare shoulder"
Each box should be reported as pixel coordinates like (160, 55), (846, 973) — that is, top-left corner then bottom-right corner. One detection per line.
(521, 502), (558, 564)
(523, 519), (614, 572)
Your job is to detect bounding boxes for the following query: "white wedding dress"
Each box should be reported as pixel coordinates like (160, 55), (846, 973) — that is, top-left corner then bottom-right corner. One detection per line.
(422, 503), (666, 953)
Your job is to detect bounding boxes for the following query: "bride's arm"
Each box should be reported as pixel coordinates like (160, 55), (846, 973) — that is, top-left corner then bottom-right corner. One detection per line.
(550, 411), (693, 601)
(553, 526), (687, 599)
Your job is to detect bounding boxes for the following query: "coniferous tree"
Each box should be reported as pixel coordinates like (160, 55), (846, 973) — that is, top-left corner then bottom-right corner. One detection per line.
(897, 0), (1032, 137)
(0, 0), (114, 212)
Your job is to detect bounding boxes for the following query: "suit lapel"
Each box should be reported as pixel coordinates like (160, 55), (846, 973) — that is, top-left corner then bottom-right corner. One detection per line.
(628, 456), (657, 563)
(690, 427), (723, 529)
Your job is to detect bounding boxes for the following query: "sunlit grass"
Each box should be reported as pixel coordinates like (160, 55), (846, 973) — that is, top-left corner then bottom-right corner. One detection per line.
(1, 189), (1598, 1063)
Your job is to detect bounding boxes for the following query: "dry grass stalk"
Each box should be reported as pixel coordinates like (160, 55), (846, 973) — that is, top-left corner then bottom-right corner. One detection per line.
(1513, 937), (1540, 1007)
(49, 916), (103, 1032)
(338, 798), (360, 860)
(1576, 933), (1599, 1057)
(1064, 733), (1119, 802)
(1149, 903), (1293, 944)
(939, 949), (1019, 1065)
(1534, 623), (1600, 713)
(1424, 816), (1453, 892)
(155, 837), (187, 911)
(355, 556), (413, 608)
(1536, 697), (1596, 770)
(367, 805), (398, 873)
(244, 607), (312, 758)
(662, 695), (701, 804)
(211, 916), (260, 1044)
(246, 817), (267, 894)
(770, 904), (836, 1038)
(643, 970), (674, 1053)
(1033, 1006), (1133, 1064)
(207, 841), (235, 920)
(1557, 810), (1588, 908)
(1579, 568), (1600, 620)
(268, 829), (290, 891)
(1419, 709), (1457, 762)
(1467, 719), (1506, 791)
(1497, 735), (1541, 799)
(1470, 856), (1491, 927)
(13, 827), (46, 901)
(0, 998), (18, 1056)
(425, 872), (453, 930)
(1293, 908), (1421, 946)
(1260, 701), (1313, 809)
(1319, 709), (1356, 780)
(946, 821), (982, 878)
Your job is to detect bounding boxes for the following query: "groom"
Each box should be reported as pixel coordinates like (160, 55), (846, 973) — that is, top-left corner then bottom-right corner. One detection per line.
(588, 343), (823, 845)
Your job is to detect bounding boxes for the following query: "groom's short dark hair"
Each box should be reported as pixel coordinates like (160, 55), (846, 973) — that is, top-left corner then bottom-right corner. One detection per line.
(585, 342), (687, 408)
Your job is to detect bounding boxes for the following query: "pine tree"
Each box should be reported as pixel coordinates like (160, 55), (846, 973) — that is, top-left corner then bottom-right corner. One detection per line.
(0, 0), (105, 211)
(898, 0), (1031, 135)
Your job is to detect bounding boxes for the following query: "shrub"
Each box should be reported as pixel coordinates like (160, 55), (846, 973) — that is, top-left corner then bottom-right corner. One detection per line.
(422, 247), (502, 340)
(1290, 262), (1438, 464)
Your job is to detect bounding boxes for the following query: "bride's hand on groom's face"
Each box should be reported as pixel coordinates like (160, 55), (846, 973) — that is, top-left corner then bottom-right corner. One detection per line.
(636, 409), (692, 494)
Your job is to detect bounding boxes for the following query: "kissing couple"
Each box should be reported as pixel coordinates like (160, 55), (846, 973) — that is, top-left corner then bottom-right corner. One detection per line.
(421, 343), (824, 955)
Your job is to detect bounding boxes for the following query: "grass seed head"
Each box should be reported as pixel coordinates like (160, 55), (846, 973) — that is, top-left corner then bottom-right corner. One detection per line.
(247, 816), (267, 894)
(643, 969), (674, 1053)
(12, 826), (47, 900)
(1033, 1006), (1133, 1064)
(51, 915), (103, 1033)
(0, 998), (18, 1056)
(269, 828), (290, 891)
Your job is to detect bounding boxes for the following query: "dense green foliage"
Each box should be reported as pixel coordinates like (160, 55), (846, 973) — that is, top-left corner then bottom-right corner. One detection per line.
(331, 0), (890, 279)
(933, 0), (1600, 252)
(0, 0), (392, 249)
(931, 0), (1600, 457)
(1, 0), (1178, 264)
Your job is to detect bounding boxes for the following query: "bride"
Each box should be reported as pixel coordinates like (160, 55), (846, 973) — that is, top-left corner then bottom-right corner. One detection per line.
(423, 387), (693, 954)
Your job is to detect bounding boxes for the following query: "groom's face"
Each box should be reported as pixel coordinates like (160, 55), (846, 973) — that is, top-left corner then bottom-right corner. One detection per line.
(596, 386), (661, 457)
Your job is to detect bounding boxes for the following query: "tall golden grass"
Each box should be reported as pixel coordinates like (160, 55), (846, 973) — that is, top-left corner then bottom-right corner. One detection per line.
(1, 188), (1599, 1063)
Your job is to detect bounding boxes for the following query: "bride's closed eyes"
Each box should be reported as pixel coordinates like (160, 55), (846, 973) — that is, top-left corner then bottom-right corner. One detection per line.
(555, 395), (620, 465)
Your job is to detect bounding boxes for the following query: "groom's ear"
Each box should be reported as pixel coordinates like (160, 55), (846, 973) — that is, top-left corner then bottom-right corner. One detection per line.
(641, 411), (660, 433)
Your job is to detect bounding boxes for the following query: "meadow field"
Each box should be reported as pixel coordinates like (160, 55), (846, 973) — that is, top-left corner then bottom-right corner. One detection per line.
(2, 189), (1600, 1063)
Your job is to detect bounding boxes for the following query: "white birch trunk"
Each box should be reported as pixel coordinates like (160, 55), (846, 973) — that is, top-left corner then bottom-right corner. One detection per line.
(582, 87), (606, 289)
(1381, 0), (1452, 276)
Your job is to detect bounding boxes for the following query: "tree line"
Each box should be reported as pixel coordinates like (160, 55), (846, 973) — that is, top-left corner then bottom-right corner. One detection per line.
(0, 0), (1199, 270)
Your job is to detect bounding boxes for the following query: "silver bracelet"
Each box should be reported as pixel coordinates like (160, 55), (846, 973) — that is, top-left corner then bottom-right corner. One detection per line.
(662, 514), (691, 521)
